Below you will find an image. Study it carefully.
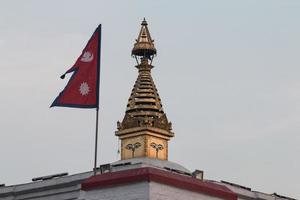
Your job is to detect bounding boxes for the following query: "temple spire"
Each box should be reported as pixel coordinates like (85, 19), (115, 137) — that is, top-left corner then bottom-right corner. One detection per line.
(116, 19), (174, 161)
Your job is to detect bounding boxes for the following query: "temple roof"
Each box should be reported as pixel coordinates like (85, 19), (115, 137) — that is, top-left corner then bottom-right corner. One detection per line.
(117, 20), (172, 133)
(117, 58), (172, 132)
(112, 157), (191, 174)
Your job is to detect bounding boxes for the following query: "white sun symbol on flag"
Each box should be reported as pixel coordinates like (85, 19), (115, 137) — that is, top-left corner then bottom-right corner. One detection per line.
(79, 82), (90, 96)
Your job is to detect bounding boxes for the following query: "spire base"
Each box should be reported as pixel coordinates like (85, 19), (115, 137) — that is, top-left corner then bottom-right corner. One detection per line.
(115, 126), (173, 160)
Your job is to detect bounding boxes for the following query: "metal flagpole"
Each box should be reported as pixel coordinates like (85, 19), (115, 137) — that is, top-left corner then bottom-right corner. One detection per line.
(93, 24), (102, 176)
(94, 108), (99, 175)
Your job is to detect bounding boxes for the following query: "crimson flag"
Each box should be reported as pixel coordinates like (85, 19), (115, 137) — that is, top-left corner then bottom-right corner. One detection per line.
(51, 25), (101, 109)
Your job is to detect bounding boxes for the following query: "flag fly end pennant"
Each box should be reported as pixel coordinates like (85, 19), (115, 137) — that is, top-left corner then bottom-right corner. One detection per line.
(51, 25), (101, 109)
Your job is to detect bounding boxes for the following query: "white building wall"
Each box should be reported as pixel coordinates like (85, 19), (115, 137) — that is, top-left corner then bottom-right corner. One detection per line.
(149, 182), (225, 200)
(82, 181), (227, 200)
(80, 182), (150, 200)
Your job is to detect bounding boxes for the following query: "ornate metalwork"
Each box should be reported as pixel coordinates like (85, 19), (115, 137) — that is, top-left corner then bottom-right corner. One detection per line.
(150, 142), (164, 158)
(125, 142), (141, 158)
(132, 18), (157, 63)
(116, 19), (173, 133)
(115, 19), (174, 161)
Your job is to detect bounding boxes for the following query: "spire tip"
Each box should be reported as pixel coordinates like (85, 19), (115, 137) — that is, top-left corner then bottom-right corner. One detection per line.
(142, 18), (147, 25)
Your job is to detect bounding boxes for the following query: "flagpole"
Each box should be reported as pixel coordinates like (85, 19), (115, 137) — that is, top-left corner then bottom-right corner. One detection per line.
(93, 24), (102, 176)
(94, 108), (99, 175)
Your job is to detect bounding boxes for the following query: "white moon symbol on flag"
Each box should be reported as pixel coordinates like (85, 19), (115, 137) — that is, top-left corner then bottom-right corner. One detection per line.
(79, 82), (90, 96)
(81, 51), (94, 62)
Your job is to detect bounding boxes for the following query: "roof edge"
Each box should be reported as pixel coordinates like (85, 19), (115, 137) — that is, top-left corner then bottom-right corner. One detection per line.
(81, 167), (237, 200)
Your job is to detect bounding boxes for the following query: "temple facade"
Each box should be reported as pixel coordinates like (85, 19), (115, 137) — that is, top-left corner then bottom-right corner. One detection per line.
(0, 20), (295, 200)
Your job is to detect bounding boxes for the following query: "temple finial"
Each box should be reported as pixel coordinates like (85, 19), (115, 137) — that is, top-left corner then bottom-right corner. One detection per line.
(132, 18), (157, 63)
(141, 18), (147, 25)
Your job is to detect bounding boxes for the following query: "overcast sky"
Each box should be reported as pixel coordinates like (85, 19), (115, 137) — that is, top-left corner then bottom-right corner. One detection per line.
(0, 0), (299, 198)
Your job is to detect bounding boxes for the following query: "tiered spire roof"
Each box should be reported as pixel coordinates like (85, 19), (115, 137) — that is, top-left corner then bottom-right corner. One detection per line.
(117, 19), (172, 133)
(117, 57), (172, 132)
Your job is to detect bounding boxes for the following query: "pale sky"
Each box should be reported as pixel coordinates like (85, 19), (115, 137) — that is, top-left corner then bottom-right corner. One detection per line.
(0, 0), (299, 198)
